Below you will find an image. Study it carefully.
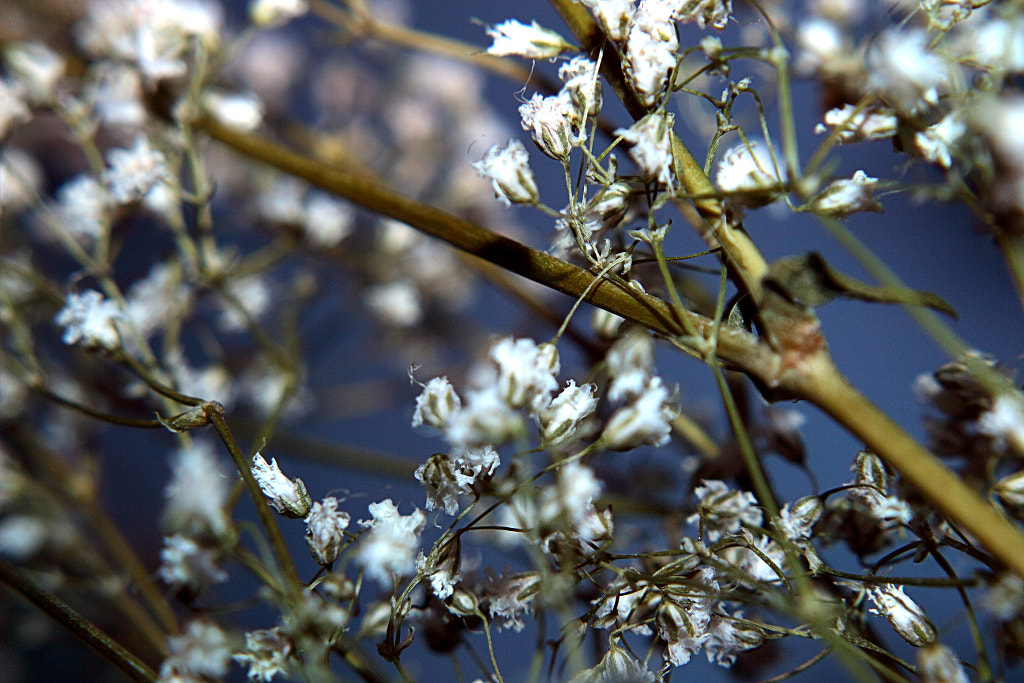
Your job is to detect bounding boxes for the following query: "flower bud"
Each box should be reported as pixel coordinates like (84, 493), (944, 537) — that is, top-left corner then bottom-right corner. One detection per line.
(778, 495), (824, 541)
(411, 377), (461, 430)
(854, 449), (888, 493)
(993, 469), (1024, 511)
(304, 497), (351, 566)
(446, 589), (480, 617)
(251, 452), (312, 518)
(868, 584), (937, 647)
(539, 381), (598, 447)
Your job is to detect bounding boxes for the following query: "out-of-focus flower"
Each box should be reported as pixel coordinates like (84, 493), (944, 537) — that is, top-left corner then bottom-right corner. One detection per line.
(159, 621), (232, 681)
(104, 135), (171, 204)
(4, 42), (64, 103)
(578, 0), (633, 41)
(601, 376), (676, 450)
(163, 441), (231, 542)
(250, 0), (308, 27)
(808, 170), (883, 216)
(203, 90), (264, 131)
(412, 376), (462, 430)
(519, 91), (583, 160)
(489, 337), (559, 411)
(484, 19), (573, 60)
(616, 112), (676, 190)
(915, 113), (965, 169)
(866, 27), (949, 113)
(54, 289), (124, 351)
(0, 77), (31, 137)
(917, 643), (968, 683)
(815, 104), (898, 143)
(356, 499), (425, 586)
(158, 534), (227, 591)
(715, 140), (783, 207)
(688, 480), (763, 543)
(232, 627), (293, 683)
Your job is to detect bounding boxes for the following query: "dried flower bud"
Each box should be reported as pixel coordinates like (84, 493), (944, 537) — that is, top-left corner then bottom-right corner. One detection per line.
(411, 376), (461, 430)
(251, 452), (312, 518)
(539, 380), (598, 447)
(808, 170), (883, 216)
(304, 497), (351, 566)
(446, 588), (479, 617)
(778, 495), (823, 541)
(993, 469), (1024, 510)
(868, 584), (937, 647)
(158, 405), (211, 433)
(485, 19), (573, 60)
(472, 140), (539, 207)
(854, 449), (888, 493)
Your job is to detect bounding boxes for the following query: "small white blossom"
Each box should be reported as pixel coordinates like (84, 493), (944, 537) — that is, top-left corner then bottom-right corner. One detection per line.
(866, 27), (949, 112)
(815, 104), (898, 142)
(917, 643), (969, 683)
(578, 0), (634, 41)
(203, 89), (264, 131)
(601, 376), (676, 450)
(777, 495), (823, 542)
(677, 0), (733, 31)
(715, 141), (783, 206)
(304, 496), (351, 566)
(159, 621), (231, 681)
(489, 337), (559, 411)
(977, 393), (1024, 453)
(218, 275), (272, 331)
(158, 534), (227, 591)
(795, 17), (846, 75)
(485, 19), (573, 60)
(616, 111), (676, 189)
(623, 9), (678, 107)
(539, 380), (598, 446)
(867, 584), (937, 647)
(356, 499), (425, 586)
(607, 330), (656, 402)
(104, 135), (171, 204)
(445, 384), (526, 448)
(688, 480), (763, 543)
(559, 56), (603, 119)
(980, 573), (1024, 621)
(415, 453), (477, 516)
(4, 42), (65, 103)
(417, 548), (461, 600)
(483, 570), (540, 631)
(233, 627), (293, 682)
(364, 280), (423, 327)
(251, 452), (311, 518)
(519, 91), (583, 160)
(704, 608), (765, 666)
(51, 175), (110, 242)
(0, 148), (43, 212)
(0, 77), (31, 137)
(302, 192), (354, 247)
(163, 441), (231, 541)
(915, 113), (965, 169)
(250, 0), (308, 27)
(472, 139), (539, 206)
(54, 289), (124, 350)
(412, 376), (462, 430)
(809, 170), (883, 216)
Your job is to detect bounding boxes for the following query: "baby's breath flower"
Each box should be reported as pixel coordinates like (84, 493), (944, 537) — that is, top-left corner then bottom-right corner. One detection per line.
(809, 170), (883, 216)
(678, 0), (733, 30)
(715, 140), (783, 206)
(778, 495), (824, 542)
(54, 289), (124, 351)
(917, 643), (968, 683)
(233, 627), (293, 682)
(559, 56), (603, 119)
(412, 376), (462, 430)
(688, 480), (763, 543)
(866, 27), (949, 113)
(250, 0), (308, 27)
(519, 91), (581, 160)
(203, 89), (264, 131)
(616, 111), (676, 189)
(304, 496), (351, 566)
(414, 453), (476, 516)
(356, 499), (425, 586)
(0, 77), (31, 137)
(50, 174), (110, 243)
(489, 337), (560, 411)
(578, 0), (634, 42)
(868, 584), (937, 647)
(364, 280), (422, 327)
(158, 534), (227, 591)
(163, 441), (232, 542)
(915, 113), (965, 169)
(159, 621), (232, 681)
(623, 13), (677, 107)
(104, 135), (171, 204)
(251, 452), (311, 518)
(445, 384), (525, 448)
(485, 19), (573, 60)
(607, 329), (656, 402)
(601, 376), (676, 450)
(4, 42), (65, 103)
(472, 139), (539, 206)
(815, 104), (898, 142)
(704, 608), (765, 666)
(539, 380), (598, 446)
(483, 570), (540, 632)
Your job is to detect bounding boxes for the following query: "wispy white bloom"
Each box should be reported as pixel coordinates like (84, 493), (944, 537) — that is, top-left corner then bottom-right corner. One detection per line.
(203, 89), (264, 131)
(483, 570), (540, 631)
(809, 170), (883, 216)
(519, 91), (582, 160)
(980, 573), (1024, 621)
(977, 393), (1024, 453)
(302, 192), (354, 247)
(90, 65), (147, 127)
(417, 548), (461, 600)
(868, 584), (937, 647)
(0, 148), (42, 212)
(616, 112), (676, 189)
(777, 495), (823, 542)
(815, 104), (898, 142)
(364, 280), (423, 327)
(51, 174), (110, 242)
(704, 608), (765, 666)
(623, 8), (677, 107)
(578, 0), (634, 41)
(4, 42), (65, 103)
(678, 0), (733, 30)
(250, 0), (308, 27)
(489, 337), (560, 410)
(917, 643), (969, 683)
(485, 19), (573, 59)
(715, 140), (783, 205)
(601, 376), (676, 450)
(539, 380), (598, 446)
(473, 139), (539, 206)
(949, 13), (1024, 73)
(412, 376), (462, 430)
(232, 627), (293, 683)
(163, 441), (231, 541)
(415, 452), (477, 516)
(304, 496), (351, 565)
(607, 329), (656, 402)
(159, 621), (232, 680)
(251, 452), (311, 518)
(866, 28), (949, 112)
(356, 499), (425, 586)
(54, 289), (124, 350)
(105, 135), (171, 204)
(158, 534), (228, 590)
(559, 56), (603, 119)
(124, 262), (192, 339)
(445, 384), (525, 448)
(688, 480), (763, 543)
(218, 274), (272, 331)
(915, 113), (965, 169)
(794, 17), (846, 75)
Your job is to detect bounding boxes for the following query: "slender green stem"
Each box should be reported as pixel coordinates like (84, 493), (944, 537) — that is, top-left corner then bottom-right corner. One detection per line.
(0, 558), (158, 683)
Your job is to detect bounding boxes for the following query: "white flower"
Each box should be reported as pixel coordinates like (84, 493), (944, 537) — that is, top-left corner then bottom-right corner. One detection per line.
(414, 452), (478, 516)
(304, 497), (351, 565)
(0, 148), (42, 213)
(158, 534), (227, 591)
(302, 192), (354, 247)
(687, 480), (763, 543)
(54, 289), (124, 350)
(412, 376), (462, 430)
(601, 376), (676, 450)
(489, 337), (560, 411)
(417, 549), (461, 600)
(251, 452), (311, 518)
(578, 0), (634, 41)
(606, 330), (656, 402)
(715, 140), (783, 205)
(483, 570), (540, 632)
(356, 499), (425, 586)
(250, 0), (308, 27)
(124, 262), (191, 339)
(51, 174), (110, 242)
(104, 135), (171, 204)
(445, 384), (525, 448)
(364, 280), (422, 327)
(0, 77), (31, 137)
(815, 104), (898, 143)
(914, 113), (965, 169)
(232, 627), (293, 683)
(866, 27), (950, 112)
(519, 91), (583, 160)
(677, 0), (733, 30)
(472, 139), (539, 206)
(977, 393), (1024, 453)
(559, 56), (603, 119)
(203, 89), (264, 131)
(538, 380), (598, 446)
(623, 11), (678, 107)
(868, 584), (937, 647)
(616, 111), (676, 189)
(777, 495), (823, 542)
(4, 42), (65, 102)
(809, 170), (883, 216)
(163, 441), (231, 541)
(484, 19), (573, 59)
(160, 621), (231, 680)
(218, 274), (272, 331)
(794, 17), (846, 74)
(917, 643), (968, 683)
